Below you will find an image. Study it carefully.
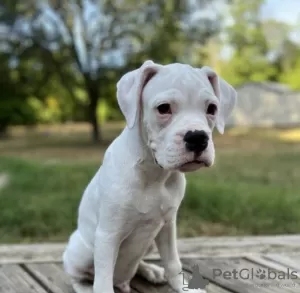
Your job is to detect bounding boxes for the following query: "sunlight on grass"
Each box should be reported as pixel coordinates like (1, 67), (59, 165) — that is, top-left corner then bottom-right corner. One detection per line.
(277, 128), (300, 142)
(228, 126), (300, 142)
(227, 127), (251, 136)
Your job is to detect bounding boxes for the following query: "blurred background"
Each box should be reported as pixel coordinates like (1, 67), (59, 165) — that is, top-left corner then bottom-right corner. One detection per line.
(0, 0), (300, 244)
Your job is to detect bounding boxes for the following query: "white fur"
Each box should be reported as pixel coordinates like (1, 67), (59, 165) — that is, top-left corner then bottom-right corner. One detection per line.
(63, 61), (237, 293)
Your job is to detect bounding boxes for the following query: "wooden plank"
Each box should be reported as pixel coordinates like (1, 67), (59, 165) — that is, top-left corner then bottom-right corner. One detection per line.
(263, 254), (300, 273)
(132, 276), (233, 293)
(245, 255), (300, 278)
(131, 275), (172, 293)
(2, 235), (300, 264)
(0, 243), (64, 264)
(182, 257), (300, 293)
(25, 262), (232, 293)
(24, 263), (74, 293)
(171, 235), (300, 259)
(205, 285), (234, 293)
(285, 254), (300, 263)
(132, 260), (233, 293)
(28, 263), (140, 293)
(0, 264), (47, 293)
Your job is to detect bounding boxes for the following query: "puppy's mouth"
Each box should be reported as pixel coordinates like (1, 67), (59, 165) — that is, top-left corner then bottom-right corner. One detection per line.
(154, 158), (163, 168)
(179, 159), (209, 172)
(153, 153), (210, 172)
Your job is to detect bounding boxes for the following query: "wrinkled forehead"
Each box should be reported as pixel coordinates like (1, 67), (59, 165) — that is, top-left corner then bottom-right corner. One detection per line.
(143, 63), (214, 100)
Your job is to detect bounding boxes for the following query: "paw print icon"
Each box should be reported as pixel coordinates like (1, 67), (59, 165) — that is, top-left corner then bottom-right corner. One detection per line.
(256, 269), (266, 280)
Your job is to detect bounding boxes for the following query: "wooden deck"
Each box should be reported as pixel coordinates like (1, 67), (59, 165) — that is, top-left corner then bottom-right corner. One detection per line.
(1, 235), (300, 293)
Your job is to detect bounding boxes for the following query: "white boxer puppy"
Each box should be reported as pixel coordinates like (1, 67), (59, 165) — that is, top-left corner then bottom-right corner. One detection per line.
(63, 61), (237, 293)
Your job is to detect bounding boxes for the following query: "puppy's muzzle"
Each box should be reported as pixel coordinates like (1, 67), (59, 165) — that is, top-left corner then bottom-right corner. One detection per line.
(183, 130), (209, 154)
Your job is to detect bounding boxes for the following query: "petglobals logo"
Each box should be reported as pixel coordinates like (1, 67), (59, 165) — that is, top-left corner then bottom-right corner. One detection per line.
(212, 268), (299, 281)
(180, 265), (210, 291)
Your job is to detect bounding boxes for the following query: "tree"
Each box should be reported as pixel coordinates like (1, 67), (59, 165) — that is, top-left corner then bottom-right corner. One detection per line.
(138, 0), (223, 65)
(221, 0), (276, 86)
(1, 0), (228, 141)
(0, 53), (37, 136)
(262, 19), (291, 54)
(1, 0), (151, 142)
(277, 40), (300, 90)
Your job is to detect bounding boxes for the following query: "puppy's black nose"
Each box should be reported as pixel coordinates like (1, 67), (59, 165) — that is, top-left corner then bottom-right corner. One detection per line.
(184, 130), (209, 153)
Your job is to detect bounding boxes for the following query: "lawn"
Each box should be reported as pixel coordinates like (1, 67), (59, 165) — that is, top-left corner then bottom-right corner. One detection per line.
(1, 123), (300, 243)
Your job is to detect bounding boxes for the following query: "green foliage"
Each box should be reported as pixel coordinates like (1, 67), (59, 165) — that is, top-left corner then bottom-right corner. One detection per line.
(262, 20), (291, 52)
(28, 96), (63, 124)
(0, 97), (37, 127)
(0, 55), (37, 132)
(227, 0), (267, 57)
(280, 58), (300, 90)
(1, 0), (300, 135)
(275, 39), (300, 90)
(221, 49), (276, 86)
(220, 0), (277, 86)
(97, 99), (109, 124)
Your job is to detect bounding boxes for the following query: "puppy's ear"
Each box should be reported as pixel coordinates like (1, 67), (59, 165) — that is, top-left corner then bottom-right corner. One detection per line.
(116, 60), (161, 129)
(200, 66), (237, 134)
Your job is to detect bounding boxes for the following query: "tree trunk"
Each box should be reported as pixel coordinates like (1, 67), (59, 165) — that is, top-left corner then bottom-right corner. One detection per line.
(0, 124), (8, 139)
(87, 85), (101, 143)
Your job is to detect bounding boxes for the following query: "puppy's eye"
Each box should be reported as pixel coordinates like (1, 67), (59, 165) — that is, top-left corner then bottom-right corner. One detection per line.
(206, 103), (217, 115)
(157, 103), (172, 115)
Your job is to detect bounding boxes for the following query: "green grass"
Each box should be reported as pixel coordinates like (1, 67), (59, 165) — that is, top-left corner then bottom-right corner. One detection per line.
(1, 123), (300, 243)
(179, 149), (300, 237)
(0, 157), (98, 243)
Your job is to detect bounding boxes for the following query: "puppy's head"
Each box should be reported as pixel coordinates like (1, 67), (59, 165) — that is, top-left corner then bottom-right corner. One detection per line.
(117, 61), (237, 172)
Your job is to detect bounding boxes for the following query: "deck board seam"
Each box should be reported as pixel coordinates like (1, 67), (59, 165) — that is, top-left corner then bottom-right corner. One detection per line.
(20, 263), (55, 293)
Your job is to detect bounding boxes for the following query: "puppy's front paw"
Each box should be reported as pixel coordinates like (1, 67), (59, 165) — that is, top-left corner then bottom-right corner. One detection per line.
(115, 281), (131, 293)
(137, 261), (167, 284)
(168, 274), (185, 292)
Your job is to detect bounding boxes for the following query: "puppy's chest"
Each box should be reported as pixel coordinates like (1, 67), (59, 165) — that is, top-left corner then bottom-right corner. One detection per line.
(130, 191), (175, 242)
(134, 185), (180, 222)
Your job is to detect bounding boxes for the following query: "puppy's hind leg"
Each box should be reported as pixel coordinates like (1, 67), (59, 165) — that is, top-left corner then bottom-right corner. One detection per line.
(63, 230), (94, 293)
